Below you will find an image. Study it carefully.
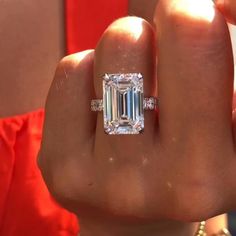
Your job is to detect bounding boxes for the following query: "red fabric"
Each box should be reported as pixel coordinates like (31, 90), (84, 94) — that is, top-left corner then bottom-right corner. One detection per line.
(0, 110), (79, 236)
(65, 0), (128, 54)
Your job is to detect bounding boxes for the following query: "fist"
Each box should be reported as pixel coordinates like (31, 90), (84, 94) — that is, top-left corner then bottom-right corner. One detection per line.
(38, 0), (236, 227)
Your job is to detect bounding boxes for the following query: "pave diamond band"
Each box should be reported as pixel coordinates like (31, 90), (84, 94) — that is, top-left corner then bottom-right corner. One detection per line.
(91, 97), (158, 112)
(91, 73), (158, 135)
(91, 99), (104, 112)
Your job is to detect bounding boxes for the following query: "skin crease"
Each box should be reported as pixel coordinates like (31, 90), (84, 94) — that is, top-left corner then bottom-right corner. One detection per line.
(38, 0), (236, 236)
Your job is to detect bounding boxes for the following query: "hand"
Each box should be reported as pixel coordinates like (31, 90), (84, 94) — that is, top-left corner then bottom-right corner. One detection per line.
(38, 0), (236, 235)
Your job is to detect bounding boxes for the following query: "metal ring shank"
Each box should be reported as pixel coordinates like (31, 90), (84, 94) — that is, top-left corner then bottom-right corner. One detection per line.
(91, 97), (158, 112)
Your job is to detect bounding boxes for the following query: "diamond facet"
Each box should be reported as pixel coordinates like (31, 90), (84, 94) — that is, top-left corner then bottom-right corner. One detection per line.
(103, 73), (144, 135)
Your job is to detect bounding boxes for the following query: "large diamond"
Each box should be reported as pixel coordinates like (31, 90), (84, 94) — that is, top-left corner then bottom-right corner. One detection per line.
(103, 73), (144, 135)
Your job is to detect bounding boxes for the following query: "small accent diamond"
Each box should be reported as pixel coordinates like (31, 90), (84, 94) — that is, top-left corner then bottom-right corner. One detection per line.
(144, 97), (157, 110)
(91, 99), (103, 112)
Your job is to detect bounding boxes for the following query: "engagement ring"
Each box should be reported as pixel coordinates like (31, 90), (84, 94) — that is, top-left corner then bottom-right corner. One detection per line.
(91, 73), (158, 135)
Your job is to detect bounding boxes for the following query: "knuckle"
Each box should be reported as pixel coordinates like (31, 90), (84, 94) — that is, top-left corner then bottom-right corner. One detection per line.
(159, 143), (230, 220)
(41, 154), (92, 209)
(56, 50), (94, 77)
(47, 49), (94, 100)
(42, 158), (77, 207)
(98, 16), (153, 48)
(107, 16), (151, 33)
(173, 185), (221, 221)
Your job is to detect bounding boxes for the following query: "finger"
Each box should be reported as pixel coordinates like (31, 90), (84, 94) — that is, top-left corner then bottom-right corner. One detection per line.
(154, 0), (234, 158)
(215, 0), (236, 24)
(39, 50), (96, 170)
(94, 17), (157, 160)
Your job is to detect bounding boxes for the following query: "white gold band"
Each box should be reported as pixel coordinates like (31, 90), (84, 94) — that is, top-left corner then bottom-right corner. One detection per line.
(91, 97), (158, 112)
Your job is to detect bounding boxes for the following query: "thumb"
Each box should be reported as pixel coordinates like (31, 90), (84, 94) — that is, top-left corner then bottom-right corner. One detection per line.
(215, 0), (236, 24)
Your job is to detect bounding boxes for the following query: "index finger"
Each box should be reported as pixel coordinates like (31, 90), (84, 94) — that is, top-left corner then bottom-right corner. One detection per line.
(215, 0), (236, 24)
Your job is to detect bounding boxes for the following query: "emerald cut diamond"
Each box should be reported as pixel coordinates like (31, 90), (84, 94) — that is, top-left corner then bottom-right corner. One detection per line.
(103, 73), (144, 135)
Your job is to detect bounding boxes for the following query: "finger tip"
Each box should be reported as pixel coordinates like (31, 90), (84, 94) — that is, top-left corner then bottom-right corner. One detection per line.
(95, 16), (155, 77)
(100, 17), (154, 46)
(169, 0), (215, 23)
(56, 50), (95, 79)
(154, 0), (230, 42)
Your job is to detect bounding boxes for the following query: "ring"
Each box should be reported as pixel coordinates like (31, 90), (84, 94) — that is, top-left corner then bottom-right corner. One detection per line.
(91, 73), (158, 135)
(215, 228), (232, 236)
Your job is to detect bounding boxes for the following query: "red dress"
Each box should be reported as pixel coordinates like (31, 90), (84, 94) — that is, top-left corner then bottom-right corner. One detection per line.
(0, 1), (127, 235)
